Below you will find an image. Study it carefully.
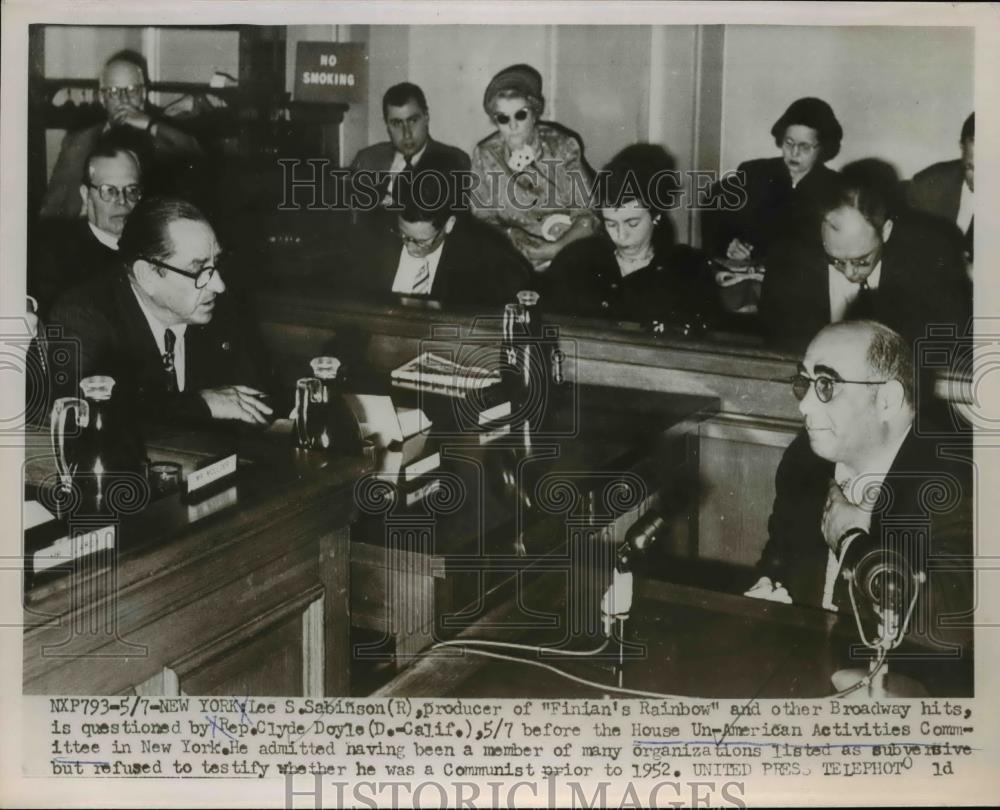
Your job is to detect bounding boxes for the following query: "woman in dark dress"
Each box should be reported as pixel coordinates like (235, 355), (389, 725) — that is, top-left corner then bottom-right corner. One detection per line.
(702, 97), (843, 262)
(545, 144), (719, 333)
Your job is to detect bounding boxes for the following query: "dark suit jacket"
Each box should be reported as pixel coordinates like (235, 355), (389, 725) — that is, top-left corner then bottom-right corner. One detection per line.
(756, 429), (973, 694)
(338, 216), (530, 309)
(29, 219), (118, 319)
(544, 235), (721, 330)
(906, 159), (966, 224)
(40, 117), (203, 221)
(701, 157), (840, 259)
(759, 216), (970, 353)
(347, 137), (471, 210)
(48, 270), (271, 426)
(349, 137), (470, 174)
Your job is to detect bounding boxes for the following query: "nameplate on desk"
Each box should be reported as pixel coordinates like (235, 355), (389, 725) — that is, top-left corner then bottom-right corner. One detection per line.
(185, 454), (237, 500)
(33, 524), (116, 574)
(186, 485), (239, 523)
(478, 401), (512, 426)
(479, 423), (512, 445)
(404, 451), (441, 482)
(406, 478), (441, 507)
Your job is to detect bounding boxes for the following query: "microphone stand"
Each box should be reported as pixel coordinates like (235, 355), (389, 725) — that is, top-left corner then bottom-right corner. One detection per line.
(830, 568), (928, 699)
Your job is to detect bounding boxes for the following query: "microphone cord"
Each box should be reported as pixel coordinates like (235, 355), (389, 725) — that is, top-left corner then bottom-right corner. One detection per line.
(830, 647), (888, 699)
(430, 639), (690, 700)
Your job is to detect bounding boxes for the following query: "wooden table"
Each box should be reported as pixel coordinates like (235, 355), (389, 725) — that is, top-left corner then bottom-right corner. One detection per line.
(22, 423), (370, 696)
(347, 383), (718, 686)
(376, 574), (969, 699)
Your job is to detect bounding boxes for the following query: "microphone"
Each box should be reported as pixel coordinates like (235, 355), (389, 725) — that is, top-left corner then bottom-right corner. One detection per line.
(831, 542), (928, 698)
(623, 510), (666, 553)
(852, 547), (913, 618)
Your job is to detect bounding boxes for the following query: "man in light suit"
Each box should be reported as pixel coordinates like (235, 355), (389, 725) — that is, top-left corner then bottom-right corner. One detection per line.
(40, 50), (203, 221)
(49, 196), (273, 427)
(347, 82), (470, 215)
(906, 113), (974, 268)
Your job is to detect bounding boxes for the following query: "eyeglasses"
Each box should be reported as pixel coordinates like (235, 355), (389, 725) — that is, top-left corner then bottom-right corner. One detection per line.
(789, 372), (890, 403)
(824, 244), (881, 273)
(782, 137), (819, 155)
(139, 254), (225, 289)
(494, 108), (530, 125)
(394, 225), (443, 250)
(99, 84), (145, 101)
(87, 183), (142, 204)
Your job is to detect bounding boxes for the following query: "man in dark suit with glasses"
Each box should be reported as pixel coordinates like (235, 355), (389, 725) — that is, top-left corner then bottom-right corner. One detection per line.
(339, 171), (529, 308)
(745, 320), (972, 695)
(759, 166), (970, 353)
(49, 196), (273, 426)
(30, 138), (143, 317)
(40, 49), (203, 221)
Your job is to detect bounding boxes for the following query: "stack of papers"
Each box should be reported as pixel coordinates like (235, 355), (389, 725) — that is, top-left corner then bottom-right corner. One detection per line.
(391, 352), (501, 398)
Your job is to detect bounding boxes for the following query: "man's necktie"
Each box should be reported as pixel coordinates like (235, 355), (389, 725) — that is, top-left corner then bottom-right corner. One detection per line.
(162, 328), (178, 393)
(411, 260), (431, 295)
(848, 279), (875, 321)
(965, 217), (974, 262)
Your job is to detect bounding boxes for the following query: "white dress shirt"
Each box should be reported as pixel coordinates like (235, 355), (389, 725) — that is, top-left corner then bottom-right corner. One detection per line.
(820, 429), (910, 611)
(828, 260), (882, 323)
(957, 180), (974, 235)
(88, 222), (120, 251)
(391, 241), (445, 296)
(130, 281), (188, 391)
(384, 144), (428, 201)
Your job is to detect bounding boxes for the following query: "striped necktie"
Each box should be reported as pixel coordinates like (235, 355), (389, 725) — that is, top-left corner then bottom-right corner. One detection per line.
(162, 328), (178, 393)
(411, 260), (431, 295)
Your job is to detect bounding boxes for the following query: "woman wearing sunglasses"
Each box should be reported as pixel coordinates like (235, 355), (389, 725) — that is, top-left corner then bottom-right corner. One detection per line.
(470, 64), (599, 271)
(543, 144), (720, 334)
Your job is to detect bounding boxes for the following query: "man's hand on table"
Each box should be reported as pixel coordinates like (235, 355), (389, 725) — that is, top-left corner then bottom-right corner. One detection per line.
(199, 385), (273, 425)
(726, 238), (755, 261)
(744, 576), (792, 604)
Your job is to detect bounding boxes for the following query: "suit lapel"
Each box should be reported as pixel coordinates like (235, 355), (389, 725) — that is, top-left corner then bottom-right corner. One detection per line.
(112, 273), (164, 385)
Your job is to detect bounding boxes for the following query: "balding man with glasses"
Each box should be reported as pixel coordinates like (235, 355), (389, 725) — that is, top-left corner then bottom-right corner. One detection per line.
(49, 196), (274, 426)
(40, 49), (203, 221)
(744, 321), (972, 695)
(759, 164), (969, 353)
(31, 137), (143, 317)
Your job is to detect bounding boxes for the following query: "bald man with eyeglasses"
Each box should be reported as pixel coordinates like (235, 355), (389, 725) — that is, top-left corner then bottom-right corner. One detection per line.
(49, 196), (274, 427)
(40, 49), (203, 221)
(758, 164), (969, 354)
(744, 321), (972, 695)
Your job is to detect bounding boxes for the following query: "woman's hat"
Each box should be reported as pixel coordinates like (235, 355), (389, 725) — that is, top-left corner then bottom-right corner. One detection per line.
(483, 64), (543, 112)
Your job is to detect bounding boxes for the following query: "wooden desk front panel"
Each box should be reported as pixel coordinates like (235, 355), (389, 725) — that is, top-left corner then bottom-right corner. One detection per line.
(256, 295), (801, 575)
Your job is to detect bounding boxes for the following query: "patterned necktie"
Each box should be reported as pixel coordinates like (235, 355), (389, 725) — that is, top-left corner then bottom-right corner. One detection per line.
(411, 260), (431, 295)
(162, 328), (178, 393)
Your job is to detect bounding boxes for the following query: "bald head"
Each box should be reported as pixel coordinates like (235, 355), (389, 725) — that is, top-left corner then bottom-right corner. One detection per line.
(798, 321), (913, 466)
(99, 57), (147, 119)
